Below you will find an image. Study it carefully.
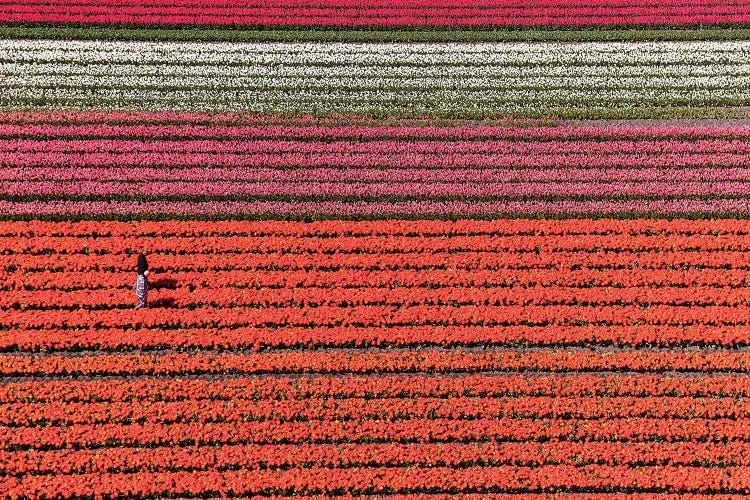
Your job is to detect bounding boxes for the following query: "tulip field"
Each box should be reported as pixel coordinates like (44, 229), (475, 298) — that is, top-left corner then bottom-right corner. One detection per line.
(4, 0), (750, 498)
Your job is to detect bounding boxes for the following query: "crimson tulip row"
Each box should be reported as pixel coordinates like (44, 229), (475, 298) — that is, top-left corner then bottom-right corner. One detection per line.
(4, 324), (749, 351)
(7, 441), (750, 477)
(7, 395), (750, 429)
(5, 349), (750, 377)
(3, 373), (747, 404)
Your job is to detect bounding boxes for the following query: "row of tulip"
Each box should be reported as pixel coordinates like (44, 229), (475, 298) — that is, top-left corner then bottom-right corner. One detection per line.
(8, 417), (750, 450)
(11, 283), (750, 308)
(5, 324), (750, 350)
(5, 465), (750, 497)
(13, 180), (750, 198)
(10, 305), (750, 330)
(14, 394), (750, 427)
(3, 217), (749, 236)
(11, 151), (750, 168)
(9, 441), (750, 476)
(5, 112), (750, 139)
(4, 0), (750, 28)
(12, 138), (750, 154)
(5, 374), (747, 403)
(7, 349), (750, 376)
(9, 116), (750, 215)
(5, 40), (750, 118)
(14, 199), (750, 218)
(17, 167), (750, 183)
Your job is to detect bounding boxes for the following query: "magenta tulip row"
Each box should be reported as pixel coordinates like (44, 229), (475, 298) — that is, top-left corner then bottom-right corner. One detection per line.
(3, 0), (750, 26)
(5, 0), (746, 7)
(5, 199), (750, 217)
(7, 139), (750, 155)
(5, 152), (749, 169)
(4, 117), (750, 142)
(6, 180), (750, 198)
(10, 167), (750, 183)
(7, 112), (750, 217)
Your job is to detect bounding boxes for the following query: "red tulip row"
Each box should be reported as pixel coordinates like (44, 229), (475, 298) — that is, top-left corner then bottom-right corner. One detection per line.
(5, 231), (750, 253)
(2, 374), (746, 404)
(8, 395), (750, 429)
(6, 249), (750, 272)
(5, 464), (750, 498)
(10, 284), (750, 312)
(7, 304), (750, 329)
(3, 218), (750, 238)
(4, 324), (750, 351)
(7, 266), (750, 291)
(7, 441), (750, 477)
(8, 416), (750, 452)
(6, 349), (750, 377)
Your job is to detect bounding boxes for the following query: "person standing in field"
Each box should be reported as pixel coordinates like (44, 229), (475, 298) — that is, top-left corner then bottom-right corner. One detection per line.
(134, 247), (149, 309)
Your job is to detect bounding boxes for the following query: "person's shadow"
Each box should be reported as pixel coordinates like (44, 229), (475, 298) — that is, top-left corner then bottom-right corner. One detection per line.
(150, 278), (178, 308)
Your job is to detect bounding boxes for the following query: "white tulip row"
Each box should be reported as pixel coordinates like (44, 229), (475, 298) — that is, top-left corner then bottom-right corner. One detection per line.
(5, 62), (750, 79)
(11, 74), (750, 91)
(2, 39), (748, 115)
(3, 40), (749, 65)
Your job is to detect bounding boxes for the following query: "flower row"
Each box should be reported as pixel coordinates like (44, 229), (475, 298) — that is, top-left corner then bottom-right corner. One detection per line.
(10, 152), (750, 169)
(16, 167), (750, 184)
(4, 464), (749, 498)
(9, 285), (750, 315)
(7, 252), (750, 272)
(11, 139), (750, 154)
(8, 304), (750, 329)
(4, 374), (746, 403)
(4, 325), (750, 351)
(5, 40), (750, 118)
(12, 180), (750, 198)
(9, 395), (750, 428)
(6, 349), (750, 377)
(3, 217), (748, 236)
(3, 0), (750, 28)
(7, 417), (750, 451)
(5, 114), (750, 140)
(12, 199), (750, 217)
(8, 441), (750, 477)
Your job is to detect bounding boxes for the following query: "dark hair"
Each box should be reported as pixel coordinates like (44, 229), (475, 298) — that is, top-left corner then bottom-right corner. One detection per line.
(137, 253), (148, 275)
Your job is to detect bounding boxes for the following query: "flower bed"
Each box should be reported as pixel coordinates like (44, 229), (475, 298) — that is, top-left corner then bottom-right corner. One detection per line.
(4, 0), (750, 28)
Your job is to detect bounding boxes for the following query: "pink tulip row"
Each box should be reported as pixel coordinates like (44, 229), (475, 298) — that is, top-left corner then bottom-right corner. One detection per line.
(3, 2), (750, 26)
(7, 139), (750, 155)
(5, 152), (750, 168)
(5, 0), (747, 7)
(10, 123), (750, 142)
(6, 180), (750, 198)
(10, 167), (750, 183)
(4, 112), (750, 141)
(4, 199), (750, 217)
